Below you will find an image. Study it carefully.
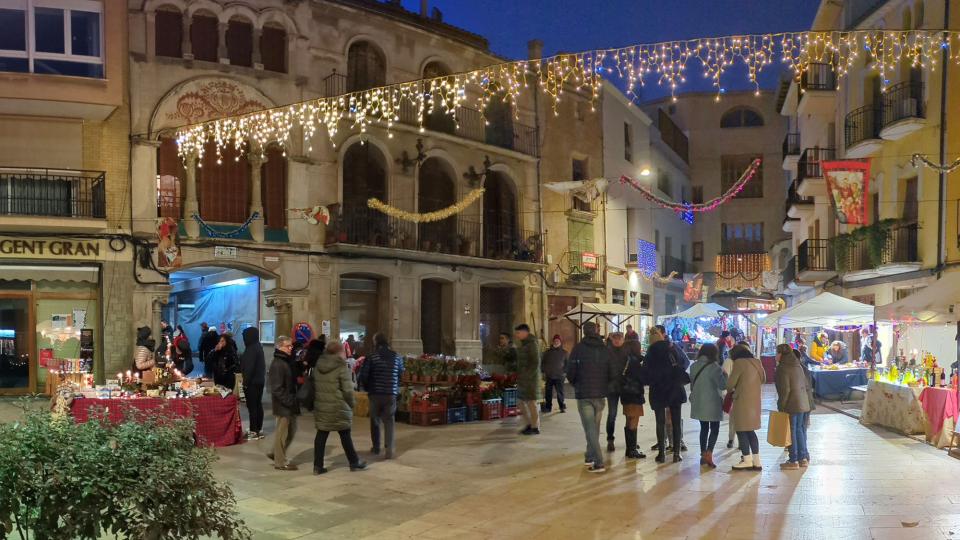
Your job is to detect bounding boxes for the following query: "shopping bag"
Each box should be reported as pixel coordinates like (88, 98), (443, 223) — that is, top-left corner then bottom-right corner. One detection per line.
(722, 391), (734, 414)
(767, 411), (792, 447)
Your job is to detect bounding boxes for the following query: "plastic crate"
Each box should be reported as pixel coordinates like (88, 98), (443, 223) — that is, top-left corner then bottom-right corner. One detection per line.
(481, 398), (502, 421)
(501, 404), (520, 417)
(502, 387), (518, 408)
(410, 397), (447, 414)
(411, 411), (446, 427)
(466, 405), (481, 422)
(465, 392), (483, 406)
(447, 406), (467, 424)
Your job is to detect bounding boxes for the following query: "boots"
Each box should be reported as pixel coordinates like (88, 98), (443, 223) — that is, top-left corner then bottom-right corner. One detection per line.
(732, 454), (754, 471)
(751, 454), (763, 471)
(701, 451), (716, 469)
(624, 427), (644, 459)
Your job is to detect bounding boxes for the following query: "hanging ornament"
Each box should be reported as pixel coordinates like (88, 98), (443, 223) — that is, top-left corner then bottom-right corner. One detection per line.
(714, 253), (771, 292)
(367, 188), (484, 223)
(911, 154), (960, 174)
(191, 212), (260, 239)
(621, 158), (761, 212)
(290, 205), (331, 225)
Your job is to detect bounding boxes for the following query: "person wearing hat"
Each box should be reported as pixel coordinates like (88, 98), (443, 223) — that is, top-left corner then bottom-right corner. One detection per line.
(566, 321), (613, 473)
(541, 334), (568, 413)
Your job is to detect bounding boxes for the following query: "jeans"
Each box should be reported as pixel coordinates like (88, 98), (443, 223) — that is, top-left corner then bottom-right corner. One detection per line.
(737, 430), (760, 456)
(544, 378), (565, 411)
(271, 415), (297, 467)
(520, 400), (540, 429)
(577, 398), (606, 467)
(244, 384), (264, 433)
(654, 406), (682, 454)
(699, 420), (720, 452)
(314, 429), (360, 470)
(368, 394), (397, 453)
(606, 393), (620, 440)
(788, 412), (810, 462)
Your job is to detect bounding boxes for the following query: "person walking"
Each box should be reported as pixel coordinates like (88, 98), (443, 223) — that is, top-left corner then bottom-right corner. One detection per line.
(566, 321), (611, 473)
(606, 332), (629, 451)
(643, 326), (688, 464)
(727, 344), (766, 471)
(514, 324), (542, 435)
(358, 333), (404, 458)
(198, 323), (218, 378)
(313, 341), (367, 474)
(540, 335), (568, 413)
(619, 336), (646, 460)
(689, 343), (727, 469)
(240, 327), (266, 441)
(268, 336), (299, 471)
(775, 344), (812, 469)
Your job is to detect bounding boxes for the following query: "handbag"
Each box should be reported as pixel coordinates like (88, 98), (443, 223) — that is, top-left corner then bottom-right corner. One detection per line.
(670, 347), (692, 385)
(722, 391), (734, 414)
(767, 411), (792, 447)
(297, 372), (315, 411)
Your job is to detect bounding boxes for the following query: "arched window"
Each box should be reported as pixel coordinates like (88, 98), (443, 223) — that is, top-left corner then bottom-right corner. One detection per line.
(260, 23), (286, 73)
(418, 157), (457, 254)
(199, 141), (250, 223)
(485, 86), (514, 149)
(261, 145), (287, 230)
(226, 17), (253, 67)
(347, 41), (385, 92)
(156, 137), (184, 218)
(341, 142), (388, 245)
(422, 61), (455, 134)
(189, 12), (218, 62)
(720, 107), (764, 128)
(483, 171), (518, 259)
(155, 7), (183, 58)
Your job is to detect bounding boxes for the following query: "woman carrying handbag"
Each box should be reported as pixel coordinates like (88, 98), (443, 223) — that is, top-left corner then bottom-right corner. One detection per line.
(727, 344), (766, 471)
(689, 343), (727, 469)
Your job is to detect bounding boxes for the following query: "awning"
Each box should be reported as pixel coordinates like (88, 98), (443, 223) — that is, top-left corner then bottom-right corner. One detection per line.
(875, 277), (960, 324)
(0, 265), (99, 283)
(657, 302), (728, 323)
(760, 291), (874, 328)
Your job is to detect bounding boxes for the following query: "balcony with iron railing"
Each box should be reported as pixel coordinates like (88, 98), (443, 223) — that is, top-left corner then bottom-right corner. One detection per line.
(782, 255), (797, 290)
(800, 63), (837, 92)
(563, 251), (606, 286)
(0, 167), (106, 220)
(796, 147), (835, 198)
(844, 105), (883, 157)
(658, 109), (689, 164)
(797, 62), (837, 117)
(834, 222), (920, 280)
(797, 238), (835, 281)
(322, 72), (346, 98)
(880, 80), (926, 140)
(782, 132), (800, 163)
(785, 177), (813, 218)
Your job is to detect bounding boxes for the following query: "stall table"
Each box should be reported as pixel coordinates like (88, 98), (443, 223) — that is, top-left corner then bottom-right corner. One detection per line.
(809, 367), (869, 400)
(70, 395), (243, 447)
(918, 386), (958, 449)
(860, 380), (926, 435)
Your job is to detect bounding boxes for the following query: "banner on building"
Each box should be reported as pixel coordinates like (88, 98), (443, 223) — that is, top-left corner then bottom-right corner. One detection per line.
(157, 217), (182, 269)
(822, 160), (871, 225)
(683, 273), (703, 303)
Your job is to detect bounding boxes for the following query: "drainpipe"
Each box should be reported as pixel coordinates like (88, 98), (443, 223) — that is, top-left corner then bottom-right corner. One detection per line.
(937, 0), (950, 279)
(529, 39), (548, 344)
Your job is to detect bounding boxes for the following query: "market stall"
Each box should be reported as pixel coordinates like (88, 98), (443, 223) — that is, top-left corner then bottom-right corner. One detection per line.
(562, 303), (651, 336)
(860, 379), (926, 435)
(657, 302), (728, 356)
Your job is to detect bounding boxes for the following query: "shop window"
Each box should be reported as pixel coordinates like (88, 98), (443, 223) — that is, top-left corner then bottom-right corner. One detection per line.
(226, 18), (253, 67)
(198, 141), (250, 223)
(722, 154), (763, 198)
(346, 40), (385, 92)
(720, 107), (764, 128)
(852, 294), (875, 306)
(155, 8), (183, 58)
(156, 137), (184, 218)
(190, 13), (218, 62)
(721, 223), (764, 253)
(0, 2), (103, 77)
(261, 145), (287, 229)
(260, 24), (286, 72)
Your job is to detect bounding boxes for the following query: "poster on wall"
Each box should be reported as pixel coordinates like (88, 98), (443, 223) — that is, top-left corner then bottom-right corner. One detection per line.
(157, 217), (182, 268)
(822, 160), (871, 225)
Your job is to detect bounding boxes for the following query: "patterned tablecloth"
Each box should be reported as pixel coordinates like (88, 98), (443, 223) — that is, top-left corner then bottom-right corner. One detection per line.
(69, 395), (244, 447)
(919, 386), (958, 448)
(860, 380), (926, 435)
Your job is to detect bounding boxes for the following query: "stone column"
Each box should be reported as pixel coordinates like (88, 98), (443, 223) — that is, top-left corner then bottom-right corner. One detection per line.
(267, 297), (293, 341)
(181, 15), (193, 59)
(248, 150), (265, 242)
(218, 22), (229, 64)
(252, 27), (263, 70)
(182, 152), (200, 237)
(151, 295), (169, 343)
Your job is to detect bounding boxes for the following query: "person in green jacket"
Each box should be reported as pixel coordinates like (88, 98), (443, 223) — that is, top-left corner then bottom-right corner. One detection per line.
(514, 324), (542, 435)
(312, 341), (367, 475)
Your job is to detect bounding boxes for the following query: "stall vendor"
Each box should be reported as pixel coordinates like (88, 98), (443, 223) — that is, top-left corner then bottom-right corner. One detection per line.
(827, 341), (849, 364)
(810, 332), (828, 363)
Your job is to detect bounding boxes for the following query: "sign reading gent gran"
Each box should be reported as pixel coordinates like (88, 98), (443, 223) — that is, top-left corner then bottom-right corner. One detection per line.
(0, 238), (102, 259)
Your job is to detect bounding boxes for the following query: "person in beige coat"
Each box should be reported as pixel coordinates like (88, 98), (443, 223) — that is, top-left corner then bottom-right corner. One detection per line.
(775, 344), (812, 470)
(726, 344), (766, 471)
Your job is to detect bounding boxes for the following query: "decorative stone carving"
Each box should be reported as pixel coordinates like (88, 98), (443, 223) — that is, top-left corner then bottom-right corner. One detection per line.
(150, 78), (274, 133)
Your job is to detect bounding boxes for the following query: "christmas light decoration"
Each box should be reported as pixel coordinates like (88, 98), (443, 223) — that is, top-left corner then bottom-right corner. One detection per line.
(714, 252), (771, 292)
(367, 188), (484, 223)
(911, 154), (960, 174)
(174, 31), (960, 162)
(679, 202), (695, 224)
(191, 212), (259, 239)
(637, 239), (658, 276)
(621, 158), (761, 212)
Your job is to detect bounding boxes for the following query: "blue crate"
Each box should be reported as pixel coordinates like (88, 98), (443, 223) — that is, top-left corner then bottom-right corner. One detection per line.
(502, 387), (518, 408)
(466, 405), (481, 422)
(447, 406), (467, 424)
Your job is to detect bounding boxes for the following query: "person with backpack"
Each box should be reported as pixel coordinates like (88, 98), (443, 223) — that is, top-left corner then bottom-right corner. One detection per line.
(358, 333), (404, 459)
(689, 343), (726, 469)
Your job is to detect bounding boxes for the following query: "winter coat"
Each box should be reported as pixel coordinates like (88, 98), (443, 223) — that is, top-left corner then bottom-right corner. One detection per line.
(173, 340), (193, 376)
(269, 349), (299, 417)
(689, 357), (727, 422)
(565, 335), (612, 400)
(240, 327), (265, 388)
(828, 343), (848, 364)
(540, 345), (568, 380)
(776, 353), (813, 414)
(516, 334), (542, 401)
(800, 361), (816, 412)
(312, 354), (354, 432)
(810, 338), (827, 362)
(210, 340), (239, 389)
(643, 339), (688, 408)
(620, 353), (646, 406)
(199, 330), (219, 364)
(133, 326), (156, 373)
(726, 355), (765, 431)
(359, 345), (404, 395)
(609, 340), (642, 396)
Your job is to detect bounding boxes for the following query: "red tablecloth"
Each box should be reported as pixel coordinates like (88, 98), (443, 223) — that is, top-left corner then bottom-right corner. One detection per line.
(760, 355), (777, 383)
(918, 386), (958, 438)
(70, 395), (244, 447)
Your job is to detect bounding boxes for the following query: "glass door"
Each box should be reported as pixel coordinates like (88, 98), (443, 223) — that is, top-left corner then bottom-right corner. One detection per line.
(0, 296), (33, 394)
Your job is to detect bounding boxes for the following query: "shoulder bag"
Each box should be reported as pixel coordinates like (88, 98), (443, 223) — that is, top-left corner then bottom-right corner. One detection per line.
(297, 371), (315, 411)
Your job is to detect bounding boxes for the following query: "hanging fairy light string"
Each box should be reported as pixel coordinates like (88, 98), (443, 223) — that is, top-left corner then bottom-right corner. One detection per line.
(911, 154), (960, 174)
(621, 159), (761, 212)
(175, 30), (960, 162)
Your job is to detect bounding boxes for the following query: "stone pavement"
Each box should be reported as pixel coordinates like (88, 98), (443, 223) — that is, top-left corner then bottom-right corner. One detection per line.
(213, 387), (960, 540)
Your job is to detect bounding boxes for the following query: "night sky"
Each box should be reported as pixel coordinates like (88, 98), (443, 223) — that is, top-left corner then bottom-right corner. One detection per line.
(400, 0), (821, 99)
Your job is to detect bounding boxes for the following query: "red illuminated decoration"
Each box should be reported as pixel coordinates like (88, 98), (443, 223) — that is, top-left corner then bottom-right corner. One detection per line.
(620, 158), (761, 212)
(822, 160), (871, 225)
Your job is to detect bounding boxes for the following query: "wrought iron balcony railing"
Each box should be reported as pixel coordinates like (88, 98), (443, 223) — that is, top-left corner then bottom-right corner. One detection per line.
(0, 167), (106, 219)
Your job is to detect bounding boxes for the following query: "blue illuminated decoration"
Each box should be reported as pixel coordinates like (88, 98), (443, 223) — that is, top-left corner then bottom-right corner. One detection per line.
(637, 239), (658, 276)
(678, 201), (695, 225)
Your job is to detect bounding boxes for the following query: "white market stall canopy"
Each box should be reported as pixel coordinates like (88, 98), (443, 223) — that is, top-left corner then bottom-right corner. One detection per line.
(875, 277), (960, 324)
(657, 303), (728, 323)
(760, 292), (875, 329)
(562, 303), (651, 328)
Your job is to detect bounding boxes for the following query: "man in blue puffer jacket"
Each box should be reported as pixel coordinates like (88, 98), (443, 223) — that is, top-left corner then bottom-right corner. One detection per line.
(359, 333), (404, 459)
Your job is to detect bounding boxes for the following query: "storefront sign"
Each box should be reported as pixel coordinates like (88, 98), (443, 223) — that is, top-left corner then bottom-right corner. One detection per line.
(581, 252), (598, 269)
(213, 246), (238, 259)
(0, 238), (102, 259)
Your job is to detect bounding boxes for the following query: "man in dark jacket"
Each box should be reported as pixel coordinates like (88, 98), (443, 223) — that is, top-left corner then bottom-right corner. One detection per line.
(540, 335), (568, 413)
(657, 324), (689, 453)
(198, 323), (219, 378)
(267, 336), (299, 471)
(566, 322), (613, 473)
(514, 324), (542, 435)
(644, 326), (688, 463)
(359, 333), (404, 459)
(240, 327), (266, 440)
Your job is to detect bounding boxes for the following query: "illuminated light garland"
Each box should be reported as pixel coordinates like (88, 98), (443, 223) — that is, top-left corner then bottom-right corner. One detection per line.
(911, 153), (960, 174)
(714, 252), (771, 292)
(191, 212), (259, 239)
(174, 31), (960, 162)
(622, 158), (761, 212)
(367, 188), (484, 223)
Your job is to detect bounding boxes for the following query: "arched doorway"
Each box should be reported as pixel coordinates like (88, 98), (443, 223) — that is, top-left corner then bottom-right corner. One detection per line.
(417, 157), (457, 254)
(479, 284), (520, 373)
(339, 274), (389, 355)
(421, 278), (454, 355)
(483, 171), (518, 259)
(341, 142), (388, 245)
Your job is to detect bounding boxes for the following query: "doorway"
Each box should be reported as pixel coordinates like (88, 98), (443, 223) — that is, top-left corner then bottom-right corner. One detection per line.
(479, 285), (517, 365)
(421, 279), (453, 355)
(339, 274), (388, 347)
(0, 296), (31, 393)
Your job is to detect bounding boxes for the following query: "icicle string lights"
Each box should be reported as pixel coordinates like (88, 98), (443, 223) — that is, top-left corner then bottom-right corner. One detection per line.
(911, 154), (960, 174)
(176, 30), (960, 162)
(621, 158), (762, 212)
